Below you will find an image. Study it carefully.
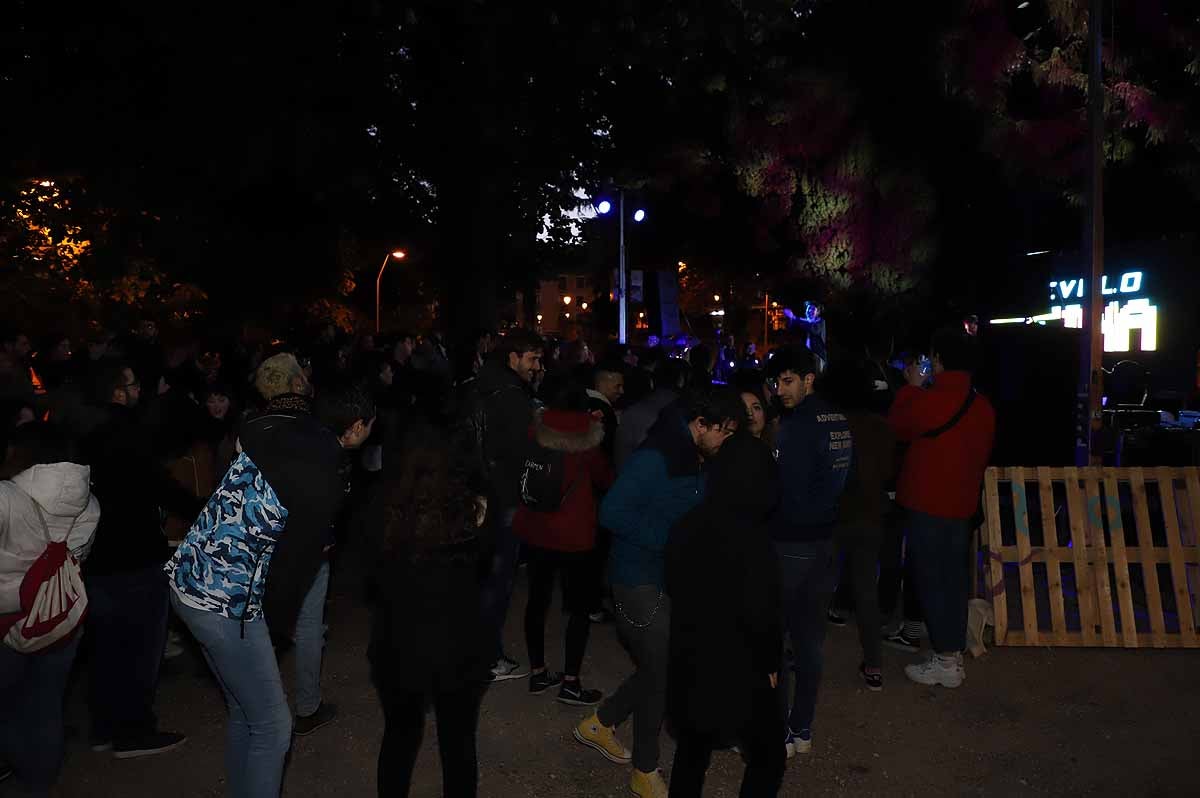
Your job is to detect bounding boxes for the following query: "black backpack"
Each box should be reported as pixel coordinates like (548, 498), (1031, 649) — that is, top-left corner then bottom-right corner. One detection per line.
(518, 438), (572, 513)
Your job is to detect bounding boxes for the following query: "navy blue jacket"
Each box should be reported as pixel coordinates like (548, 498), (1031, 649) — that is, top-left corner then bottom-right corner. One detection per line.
(771, 394), (853, 542)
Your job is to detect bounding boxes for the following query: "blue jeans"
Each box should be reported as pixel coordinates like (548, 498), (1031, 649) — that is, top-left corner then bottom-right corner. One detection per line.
(294, 560), (330, 717)
(85, 563), (169, 744)
(0, 633), (82, 797)
(479, 509), (520, 662)
(775, 538), (836, 733)
(171, 592), (292, 798)
(905, 510), (971, 654)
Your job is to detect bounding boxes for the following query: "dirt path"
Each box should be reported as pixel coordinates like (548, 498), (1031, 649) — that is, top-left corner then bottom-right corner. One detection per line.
(54, 557), (1200, 797)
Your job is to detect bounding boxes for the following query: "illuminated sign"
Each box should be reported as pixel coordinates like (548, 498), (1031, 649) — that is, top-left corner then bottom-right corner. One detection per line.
(990, 270), (1158, 353)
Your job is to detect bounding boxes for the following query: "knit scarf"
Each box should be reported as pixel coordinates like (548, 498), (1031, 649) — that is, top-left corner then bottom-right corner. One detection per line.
(265, 393), (313, 415)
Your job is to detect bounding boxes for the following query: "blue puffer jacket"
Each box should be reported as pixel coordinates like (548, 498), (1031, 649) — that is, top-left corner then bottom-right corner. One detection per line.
(601, 405), (705, 590)
(166, 451), (287, 622)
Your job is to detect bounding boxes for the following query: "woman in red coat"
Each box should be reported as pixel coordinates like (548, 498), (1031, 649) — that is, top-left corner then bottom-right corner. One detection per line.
(514, 392), (614, 706)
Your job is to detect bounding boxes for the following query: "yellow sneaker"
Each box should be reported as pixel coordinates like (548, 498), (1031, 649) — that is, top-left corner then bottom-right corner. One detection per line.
(573, 713), (632, 764)
(630, 768), (668, 798)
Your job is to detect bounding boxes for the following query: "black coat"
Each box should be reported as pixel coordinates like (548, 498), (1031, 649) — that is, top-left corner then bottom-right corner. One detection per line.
(666, 433), (782, 740)
(81, 403), (205, 576)
(242, 401), (347, 645)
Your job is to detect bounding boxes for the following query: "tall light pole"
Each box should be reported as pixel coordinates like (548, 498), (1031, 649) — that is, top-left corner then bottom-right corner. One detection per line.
(376, 249), (407, 334)
(597, 192), (645, 344)
(1078, 0), (1104, 466)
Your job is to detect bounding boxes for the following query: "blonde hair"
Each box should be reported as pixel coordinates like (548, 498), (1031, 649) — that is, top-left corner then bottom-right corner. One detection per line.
(255, 353), (303, 400)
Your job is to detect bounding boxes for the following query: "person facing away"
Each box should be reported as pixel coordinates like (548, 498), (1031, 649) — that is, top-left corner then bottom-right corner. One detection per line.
(364, 421), (492, 798)
(823, 358), (898, 691)
(614, 359), (691, 470)
(165, 353), (348, 798)
(665, 432), (785, 798)
(0, 422), (99, 797)
(81, 360), (202, 760)
(513, 389), (615, 707)
(766, 345), (853, 758)
(889, 327), (995, 689)
(573, 384), (745, 798)
(472, 328), (544, 682)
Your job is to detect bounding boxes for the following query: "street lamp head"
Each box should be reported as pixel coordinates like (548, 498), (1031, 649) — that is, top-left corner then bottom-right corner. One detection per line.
(536, 314), (543, 322)
(633, 209), (646, 223)
(391, 250), (407, 259)
(581, 301), (588, 310)
(596, 200), (612, 215)
(563, 296), (572, 305)
(713, 294), (721, 303)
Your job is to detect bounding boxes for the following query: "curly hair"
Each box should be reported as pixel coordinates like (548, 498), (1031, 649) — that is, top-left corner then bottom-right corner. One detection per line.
(371, 422), (482, 561)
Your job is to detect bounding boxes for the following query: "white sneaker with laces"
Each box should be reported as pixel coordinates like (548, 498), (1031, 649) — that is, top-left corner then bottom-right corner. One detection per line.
(904, 652), (965, 688)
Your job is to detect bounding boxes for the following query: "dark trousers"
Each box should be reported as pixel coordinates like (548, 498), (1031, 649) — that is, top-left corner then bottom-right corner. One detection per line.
(585, 527), (613, 613)
(775, 539), (836, 733)
(85, 562), (169, 743)
(831, 524), (884, 668)
(669, 684), (786, 798)
(524, 545), (592, 677)
(878, 506), (923, 623)
(906, 510), (971, 654)
(597, 585), (670, 773)
(376, 682), (487, 798)
(479, 511), (520, 662)
(0, 633), (82, 797)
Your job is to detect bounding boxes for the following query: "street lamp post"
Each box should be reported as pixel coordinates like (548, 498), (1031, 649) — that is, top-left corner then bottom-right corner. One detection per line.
(375, 249), (407, 334)
(597, 191), (645, 344)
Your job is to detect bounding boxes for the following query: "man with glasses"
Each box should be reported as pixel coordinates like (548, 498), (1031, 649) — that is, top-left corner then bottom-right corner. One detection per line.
(574, 384), (743, 798)
(81, 362), (203, 760)
(766, 347), (853, 759)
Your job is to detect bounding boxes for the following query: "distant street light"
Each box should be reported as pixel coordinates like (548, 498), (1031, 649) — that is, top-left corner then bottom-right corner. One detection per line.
(376, 249), (408, 334)
(581, 301), (589, 310)
(633, 209), (646, 223)
(563, 295), (572, 305)
(536, 313), (543, 323)
(596, 200), (612, 215)
(713, 294), (721, 303)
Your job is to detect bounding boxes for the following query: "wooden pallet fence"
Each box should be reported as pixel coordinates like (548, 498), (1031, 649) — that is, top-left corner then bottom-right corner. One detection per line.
(981, 466), (1200, 648)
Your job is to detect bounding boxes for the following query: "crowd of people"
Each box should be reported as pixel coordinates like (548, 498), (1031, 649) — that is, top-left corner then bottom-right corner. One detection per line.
(0, 315), (995, 798)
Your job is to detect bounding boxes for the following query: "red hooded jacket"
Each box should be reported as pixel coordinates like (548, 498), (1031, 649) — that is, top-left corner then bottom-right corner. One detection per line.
(513, 409), (615, 553)
(889, 371), (996, 520)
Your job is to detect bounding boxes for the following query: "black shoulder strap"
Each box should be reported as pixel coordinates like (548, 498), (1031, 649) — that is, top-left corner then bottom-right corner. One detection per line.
(921, 389), (977, 440)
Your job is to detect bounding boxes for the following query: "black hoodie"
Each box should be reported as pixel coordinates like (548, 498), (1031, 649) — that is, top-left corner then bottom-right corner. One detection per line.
(666, 433), (782, 739)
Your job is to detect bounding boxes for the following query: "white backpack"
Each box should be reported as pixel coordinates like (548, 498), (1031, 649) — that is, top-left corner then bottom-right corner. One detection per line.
(0, 501), (87, 653)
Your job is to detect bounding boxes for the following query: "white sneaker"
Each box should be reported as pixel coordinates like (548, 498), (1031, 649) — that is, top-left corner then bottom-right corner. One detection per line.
(904, 652), (965, 688)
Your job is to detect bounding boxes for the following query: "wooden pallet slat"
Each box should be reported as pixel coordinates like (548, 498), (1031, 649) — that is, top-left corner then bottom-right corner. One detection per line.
(984, 468), (1008, 644)
(1102, 468), (1139, 648)
(1063, 467), (1099, 645)
(1129, 468), (1169, 647)
(1084, 470), (1118, 645)
(1038, 466), (1068, 638)
(1010, 468), (1040, 644)
(1185, 470), (1200, 624)
(1156, 467), (1197, 645)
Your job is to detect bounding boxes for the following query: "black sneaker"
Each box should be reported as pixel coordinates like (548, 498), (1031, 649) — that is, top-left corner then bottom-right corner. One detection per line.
(882, 630), (921, 652)
(557, 680), (603, 706)
(859, 663), (883, 692)
(112, 731), (187, 759)
(529, 670), (563, 695)
(827, 609), (848, 626)
(294, 702), (338, 737)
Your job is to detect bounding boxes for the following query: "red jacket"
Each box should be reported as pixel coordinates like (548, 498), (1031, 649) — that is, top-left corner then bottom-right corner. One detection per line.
(513, 409), (615, 553)
(889, 371), (996, 520)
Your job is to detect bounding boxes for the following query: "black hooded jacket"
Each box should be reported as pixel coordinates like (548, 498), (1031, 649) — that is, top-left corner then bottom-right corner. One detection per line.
(666, 433), (783, 739)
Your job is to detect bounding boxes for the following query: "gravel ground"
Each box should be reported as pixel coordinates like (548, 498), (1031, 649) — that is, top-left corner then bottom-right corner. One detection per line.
(52, 549), (1200, 798)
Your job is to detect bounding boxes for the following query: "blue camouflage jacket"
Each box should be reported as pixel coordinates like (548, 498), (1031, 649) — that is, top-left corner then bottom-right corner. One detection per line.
(165, 451), (288, 622)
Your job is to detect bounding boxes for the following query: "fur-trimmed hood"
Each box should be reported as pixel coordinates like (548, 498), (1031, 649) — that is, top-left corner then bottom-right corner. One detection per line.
(532, 408), (605, 453)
